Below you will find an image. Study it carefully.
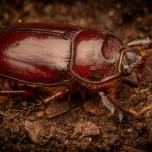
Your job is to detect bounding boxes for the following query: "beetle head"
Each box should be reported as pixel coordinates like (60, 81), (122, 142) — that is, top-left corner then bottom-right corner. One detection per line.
(121, 34), (152, 75)
(121, 48), (143, 75)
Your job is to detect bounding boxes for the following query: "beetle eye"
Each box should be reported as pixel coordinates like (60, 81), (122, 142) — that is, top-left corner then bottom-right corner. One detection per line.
(102, 35), (122, 60)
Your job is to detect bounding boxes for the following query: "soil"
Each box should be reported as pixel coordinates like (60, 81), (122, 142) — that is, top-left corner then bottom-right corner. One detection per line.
(0, 0), (152, 151)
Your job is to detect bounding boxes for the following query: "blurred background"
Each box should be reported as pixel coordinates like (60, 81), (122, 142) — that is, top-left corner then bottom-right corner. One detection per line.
(0, 0), (152, 151)
(0, 0), (152, 41)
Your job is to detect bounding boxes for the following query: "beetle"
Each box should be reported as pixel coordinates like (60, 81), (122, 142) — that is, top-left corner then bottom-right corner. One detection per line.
(0, 23), (152, 120)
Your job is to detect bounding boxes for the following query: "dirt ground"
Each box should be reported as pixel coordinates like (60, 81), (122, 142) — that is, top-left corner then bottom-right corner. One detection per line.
(0, 0), (152, 151)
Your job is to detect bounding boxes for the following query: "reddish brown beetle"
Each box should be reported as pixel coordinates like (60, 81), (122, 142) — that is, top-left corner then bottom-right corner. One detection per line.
(0, 23), (152, 120)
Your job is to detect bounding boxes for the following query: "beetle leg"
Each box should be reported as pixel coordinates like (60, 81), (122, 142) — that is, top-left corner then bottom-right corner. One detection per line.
(99, 93), (152, 117)
(0, 90), (32, 96)
(42, 88), (70, 104)
(99, 92), (123, 121)
(128, 104), (152, 117)
(99, 80), (152, 119)
(99, 92), (115, 113)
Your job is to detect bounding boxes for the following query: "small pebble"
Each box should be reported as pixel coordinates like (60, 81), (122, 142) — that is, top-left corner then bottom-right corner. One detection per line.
(74, 121), (100, 138)
(49, 125), (65, 138)
(24, 120), (48, 145)
(0, 96), (8, 104)
(103, 134), (120, 145)
(84, 99), (104, 115)
(21, 101), (28, 106)
(147, 95), (152, 103)
(108, 10), (115, 17)
(36, 111), (44, 118)
(45, 101), (69, 119)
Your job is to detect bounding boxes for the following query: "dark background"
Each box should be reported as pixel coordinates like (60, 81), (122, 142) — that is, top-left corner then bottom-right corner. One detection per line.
(0, 0), (152, 151)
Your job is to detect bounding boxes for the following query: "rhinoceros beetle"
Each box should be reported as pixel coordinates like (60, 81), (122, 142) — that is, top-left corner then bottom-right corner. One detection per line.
(0, 23), (152, 120)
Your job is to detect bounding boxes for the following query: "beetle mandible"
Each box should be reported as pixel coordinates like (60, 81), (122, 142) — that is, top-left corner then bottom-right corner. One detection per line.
(0, 23), (152, 120)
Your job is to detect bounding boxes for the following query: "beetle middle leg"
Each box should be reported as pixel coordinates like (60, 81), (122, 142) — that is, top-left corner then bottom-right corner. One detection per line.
(41, 87), (70, 104)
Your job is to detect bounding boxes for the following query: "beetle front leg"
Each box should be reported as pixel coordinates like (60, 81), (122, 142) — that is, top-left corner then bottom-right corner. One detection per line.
(106, 82), (152, 117)
(99, 81), (152, 119)
(128, 104), (152, 117)
(99, 91), (124, 121)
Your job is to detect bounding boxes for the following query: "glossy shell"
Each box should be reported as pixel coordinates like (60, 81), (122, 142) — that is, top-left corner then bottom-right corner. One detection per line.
(0, 24), (77, 85)
(0, 23), (124, 86)
(71, 29), (123, 83)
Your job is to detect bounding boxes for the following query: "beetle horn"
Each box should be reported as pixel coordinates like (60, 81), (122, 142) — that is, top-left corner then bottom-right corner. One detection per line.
(126, 34), (152, 57)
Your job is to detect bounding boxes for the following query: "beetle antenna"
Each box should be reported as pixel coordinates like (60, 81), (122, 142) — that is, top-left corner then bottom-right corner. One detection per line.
(126, 34), (152, 57)
(127, 34), (152, 47)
